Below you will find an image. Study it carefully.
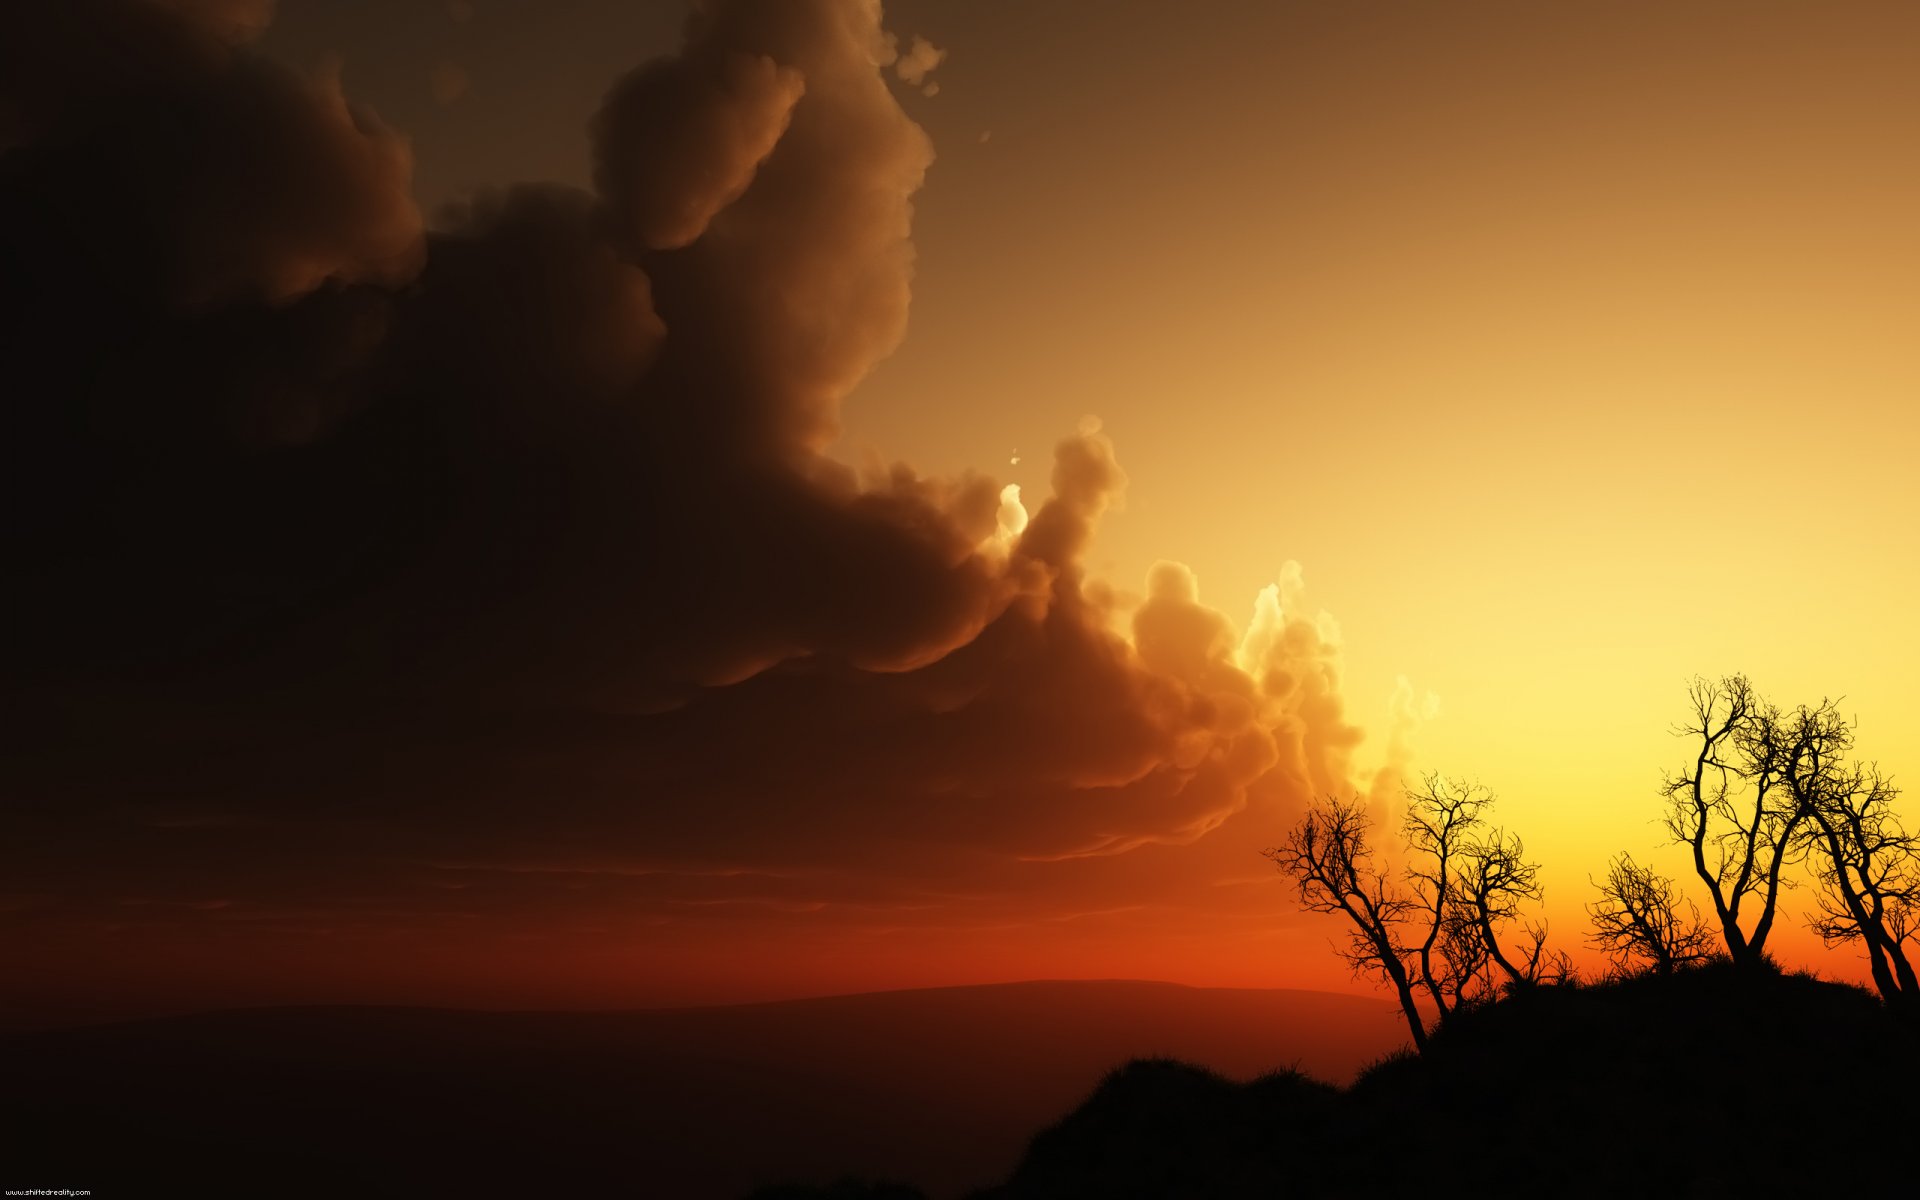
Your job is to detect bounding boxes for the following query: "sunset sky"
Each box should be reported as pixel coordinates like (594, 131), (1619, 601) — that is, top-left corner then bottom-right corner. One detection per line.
(5, 0), (1918, 1027)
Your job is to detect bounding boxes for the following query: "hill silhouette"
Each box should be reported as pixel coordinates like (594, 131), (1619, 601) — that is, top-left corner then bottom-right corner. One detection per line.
(965, 963), (1920, 1199)
(0, 980), (1401, 1198)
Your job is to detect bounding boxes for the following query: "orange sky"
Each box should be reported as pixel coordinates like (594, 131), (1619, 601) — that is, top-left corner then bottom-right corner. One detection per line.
(4, 0), (1916, 1025)
(851, 0), (1920, 993)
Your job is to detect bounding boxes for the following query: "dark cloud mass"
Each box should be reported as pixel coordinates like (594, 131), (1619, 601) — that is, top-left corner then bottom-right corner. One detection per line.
(0, 0), (1378, 1009)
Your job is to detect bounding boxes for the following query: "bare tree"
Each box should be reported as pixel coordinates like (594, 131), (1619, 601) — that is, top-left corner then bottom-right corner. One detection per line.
(1586, 853), (1716, 976)
(1269, 780), (1563, 1052)
(1794, 753), (1920, 1014)
(1265, 797), (1427, 1051)
(1401, 776), (1491, 1020)
(1659, 675), (1920, 1011)
(1456, 827), (1568, 986)
(1661, 676), (1813, 969)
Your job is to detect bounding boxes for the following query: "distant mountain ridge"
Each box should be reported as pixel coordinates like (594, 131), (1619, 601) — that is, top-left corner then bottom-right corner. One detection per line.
(3, 979), (1405, 1198)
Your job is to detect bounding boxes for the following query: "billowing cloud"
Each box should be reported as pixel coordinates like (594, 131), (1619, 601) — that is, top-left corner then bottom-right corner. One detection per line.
(889, 33), (946, 88)
(593, 48), (806, 252)
(1370, 675), (1441, 813)
(0, 0), (421, 309)
(0, 0), (1390, 1012)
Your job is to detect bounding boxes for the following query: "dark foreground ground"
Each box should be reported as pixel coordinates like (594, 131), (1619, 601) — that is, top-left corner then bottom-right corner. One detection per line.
(958, 964), (1920, 1199)
(2, 979), (1403, 1198)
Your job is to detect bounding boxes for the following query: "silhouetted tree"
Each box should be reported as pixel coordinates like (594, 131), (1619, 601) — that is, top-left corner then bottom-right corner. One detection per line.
(1403, 777), (1566, 998)
(1269, 779), (1562, 1052)
(1266, 797), (1428, 1052)
(1457, 825), (1571, 986)
(1401, 776), (1489, 1020)
(1792, 746), (1920, 1014)
(1587, 853), (1715, 976)
(1661, 675), (1813, 969)
(1656, 674), (1920, 1011)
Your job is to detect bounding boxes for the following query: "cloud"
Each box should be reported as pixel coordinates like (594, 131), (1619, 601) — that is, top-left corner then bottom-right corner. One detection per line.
(891, 34), (946, 86)
(0, 0), (1384, 1005)
(0, 0), (422, 310)
(1369, 675), (1441, 813)
(593, 47), (806, 252)
(156, 0), (276, 44)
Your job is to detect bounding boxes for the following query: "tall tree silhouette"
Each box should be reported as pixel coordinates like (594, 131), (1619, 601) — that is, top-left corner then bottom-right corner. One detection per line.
(1403, 777), (1566, 997)
(1586, 853), (1715, 975)
(1784, 718), (1920, 1014)
(1267, 797), (1429, 1052)
(1401, 777), (1488, 1020)
(1650, 674), (1918, 1008)
(1269, 779), (1559, 1052)
(1661, 675), (1812, 969)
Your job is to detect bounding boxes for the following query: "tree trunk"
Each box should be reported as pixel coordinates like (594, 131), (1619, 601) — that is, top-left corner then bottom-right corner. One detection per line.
(1375, 934), (1428, 1053)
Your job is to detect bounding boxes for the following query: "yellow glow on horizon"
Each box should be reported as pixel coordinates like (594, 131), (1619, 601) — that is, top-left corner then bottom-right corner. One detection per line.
(834, 0), (1920, 993)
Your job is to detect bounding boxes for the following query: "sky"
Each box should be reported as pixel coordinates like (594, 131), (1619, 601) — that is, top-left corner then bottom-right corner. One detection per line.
(3, 0), (1918, 1025)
